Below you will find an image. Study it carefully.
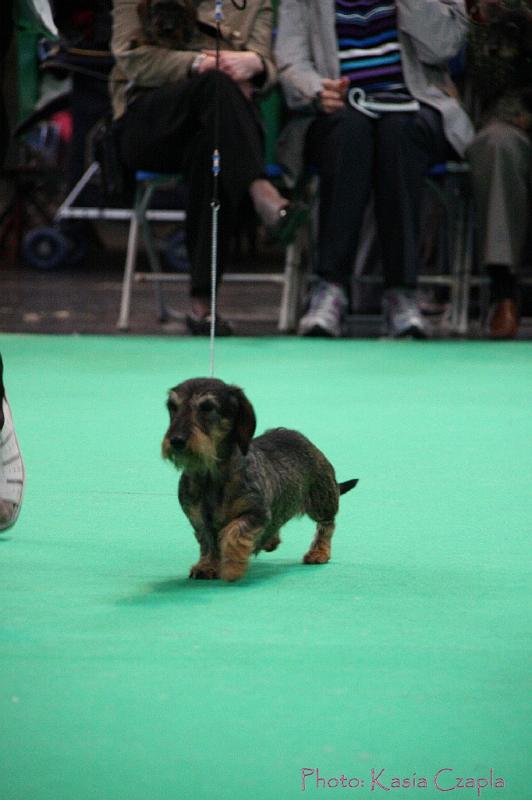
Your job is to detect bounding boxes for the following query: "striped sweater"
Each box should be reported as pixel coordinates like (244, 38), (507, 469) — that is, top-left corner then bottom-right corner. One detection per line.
(335, 0), (418, 114)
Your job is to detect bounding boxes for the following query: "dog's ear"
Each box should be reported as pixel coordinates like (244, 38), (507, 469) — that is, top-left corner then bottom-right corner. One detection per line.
(229, 386), (256, 454)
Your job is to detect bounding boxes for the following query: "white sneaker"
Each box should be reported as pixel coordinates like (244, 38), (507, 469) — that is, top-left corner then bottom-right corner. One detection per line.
(382, 289), (429, 339)
(0, 396), (25, 532)
(298, 281), (348, 338)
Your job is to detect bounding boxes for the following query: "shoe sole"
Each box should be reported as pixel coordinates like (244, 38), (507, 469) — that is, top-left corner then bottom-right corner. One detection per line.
(382, 314), (429, 340)
(395, 325), (428, 340)
(299, 324), (338, 338)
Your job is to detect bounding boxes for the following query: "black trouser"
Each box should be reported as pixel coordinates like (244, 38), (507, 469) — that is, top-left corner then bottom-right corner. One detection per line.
(305, 103), (452, 290)
(0, 0), (13, 166)
(0, 355), (5, 429)
(119, 72), (265, 297)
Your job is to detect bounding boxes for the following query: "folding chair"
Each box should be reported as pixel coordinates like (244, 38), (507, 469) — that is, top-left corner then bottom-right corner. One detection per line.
(116, 167), (300, 332)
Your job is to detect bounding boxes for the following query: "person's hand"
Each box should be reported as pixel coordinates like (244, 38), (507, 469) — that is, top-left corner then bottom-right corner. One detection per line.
(318, 77), (349, 114)
(202, 50), (263, 82)
(195, 54), (218, 74)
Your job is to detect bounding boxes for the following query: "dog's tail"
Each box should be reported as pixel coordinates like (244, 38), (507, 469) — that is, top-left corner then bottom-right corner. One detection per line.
(338, 478), (359, 495)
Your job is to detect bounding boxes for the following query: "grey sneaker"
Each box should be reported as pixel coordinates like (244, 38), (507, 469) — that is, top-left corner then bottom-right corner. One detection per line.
(0, 396), (25, 532)
(382, 289), (429, 339)
(298, 281), (348, 337)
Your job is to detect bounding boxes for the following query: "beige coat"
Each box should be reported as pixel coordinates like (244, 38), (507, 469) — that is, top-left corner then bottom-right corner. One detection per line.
(110, 0), (276, 118)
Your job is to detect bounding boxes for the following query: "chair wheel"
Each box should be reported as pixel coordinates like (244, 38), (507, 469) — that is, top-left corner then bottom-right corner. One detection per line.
(164, 229), (189, 273)
(22, 227), (69, 270)
(23, 225), (90, 270)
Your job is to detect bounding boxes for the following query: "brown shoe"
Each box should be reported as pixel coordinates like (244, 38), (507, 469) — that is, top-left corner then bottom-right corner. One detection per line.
(489, 299), (519, 339)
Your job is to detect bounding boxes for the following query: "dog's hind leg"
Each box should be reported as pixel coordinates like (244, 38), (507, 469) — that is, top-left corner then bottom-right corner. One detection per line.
(303, 477), (339, 564)
(303, 520), (335, 564)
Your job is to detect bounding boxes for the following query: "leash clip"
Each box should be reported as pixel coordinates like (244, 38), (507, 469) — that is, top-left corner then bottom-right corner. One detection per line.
(214, 0), (224, 23)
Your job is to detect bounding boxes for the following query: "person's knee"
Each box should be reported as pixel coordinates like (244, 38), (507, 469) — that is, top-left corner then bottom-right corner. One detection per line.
(319, 107), (372, 167)
(468, 120), (530, 170)
(379, 112), (433, 158)
(335, 106), (371, 138)
(192, 69), (241, 100)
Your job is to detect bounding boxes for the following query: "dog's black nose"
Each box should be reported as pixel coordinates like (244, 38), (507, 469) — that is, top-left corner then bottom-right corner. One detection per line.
(170, 436), (186, 451)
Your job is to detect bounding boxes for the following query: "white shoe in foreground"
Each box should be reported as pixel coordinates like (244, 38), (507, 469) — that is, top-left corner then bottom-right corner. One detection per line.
(0, 396), (25, 532)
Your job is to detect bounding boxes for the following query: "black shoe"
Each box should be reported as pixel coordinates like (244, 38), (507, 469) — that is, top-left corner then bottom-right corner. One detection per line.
(270, 201), (309, 246)
(185, 312), (234, 336)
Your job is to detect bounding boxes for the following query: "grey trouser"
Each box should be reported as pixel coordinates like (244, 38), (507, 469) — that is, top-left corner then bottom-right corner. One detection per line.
(468, 120), (532, 272)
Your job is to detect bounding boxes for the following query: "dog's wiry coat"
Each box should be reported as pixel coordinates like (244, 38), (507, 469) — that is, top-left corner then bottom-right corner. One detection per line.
(162, 378), (358, 582)
(136, 0), (197, 49)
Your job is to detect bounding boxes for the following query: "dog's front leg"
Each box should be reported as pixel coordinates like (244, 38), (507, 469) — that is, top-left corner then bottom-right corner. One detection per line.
(189, 529), (220, 580)
(219, 515), (265, 582)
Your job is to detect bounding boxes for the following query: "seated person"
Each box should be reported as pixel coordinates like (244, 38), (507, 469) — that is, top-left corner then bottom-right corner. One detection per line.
(110, 0), (302, 335)
(466, 0), (532, 339)
(275, 0), (474, 338)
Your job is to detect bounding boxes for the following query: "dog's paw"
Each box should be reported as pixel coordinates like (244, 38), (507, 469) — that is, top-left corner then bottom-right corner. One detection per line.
(189, 562), (219, 580)
(303, 549), (330, 565)
(219, 560), (248, 582)
(262, 534), (281, 552)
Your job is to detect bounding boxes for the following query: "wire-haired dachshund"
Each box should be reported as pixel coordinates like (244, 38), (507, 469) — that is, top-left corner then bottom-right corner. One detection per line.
(137, 0), (197, 48)
(162, 378), (358, 582)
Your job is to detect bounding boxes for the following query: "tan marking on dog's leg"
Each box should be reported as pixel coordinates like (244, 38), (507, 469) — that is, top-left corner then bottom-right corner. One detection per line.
(219, 519), (262, 582)
(303, 522), (335, 564)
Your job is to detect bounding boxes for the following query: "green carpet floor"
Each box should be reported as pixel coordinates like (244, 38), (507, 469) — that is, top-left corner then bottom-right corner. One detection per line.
(1, 334), (531, 800)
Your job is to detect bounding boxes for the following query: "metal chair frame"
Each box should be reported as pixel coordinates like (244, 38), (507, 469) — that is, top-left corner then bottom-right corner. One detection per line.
(114, 170), (299, 331)
(279, 162), (476, 335)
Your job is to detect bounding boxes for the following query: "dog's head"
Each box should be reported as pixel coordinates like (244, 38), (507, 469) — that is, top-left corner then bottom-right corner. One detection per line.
(162, 378), (257, 471)
(137, 0), (197, 48)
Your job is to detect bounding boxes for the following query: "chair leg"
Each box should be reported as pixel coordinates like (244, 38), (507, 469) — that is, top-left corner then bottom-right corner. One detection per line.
(448, 188), (462, 334)
(443, 172), (473, 336)
(140, 185), (169, 322)
(279, 226), (308, 332)
(117, 208), (141, 331)
(455, 184), (474, 336)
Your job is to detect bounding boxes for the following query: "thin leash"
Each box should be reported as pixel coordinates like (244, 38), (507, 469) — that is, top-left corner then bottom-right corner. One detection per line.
(209, 0), (247, 377)
(209, 0), (223, 377)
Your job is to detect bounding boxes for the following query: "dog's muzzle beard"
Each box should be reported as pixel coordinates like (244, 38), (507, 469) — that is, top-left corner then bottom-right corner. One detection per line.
(162, 432), (219, 473)
(162, 434), (189, 467)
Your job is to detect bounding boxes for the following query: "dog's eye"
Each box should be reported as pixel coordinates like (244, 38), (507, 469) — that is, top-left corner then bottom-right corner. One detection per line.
(199, 399), (217, 414)
(167, 400), (178, 414)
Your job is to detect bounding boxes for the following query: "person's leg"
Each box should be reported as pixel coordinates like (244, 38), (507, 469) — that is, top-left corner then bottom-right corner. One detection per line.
(0, 4), (25, 531)
(297, 107), (374, 336)
(0, 355), (25, 532)
(179, 73), (265, 305)
(0, 355), (5, 429)
(468, 120), (531, 338)
(375, 105), (450, 337)
(0, 0), (13, 166)
(120, 73), (294, 330)
(469, 120), (530, 273)
(307, 107), (374, 287)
